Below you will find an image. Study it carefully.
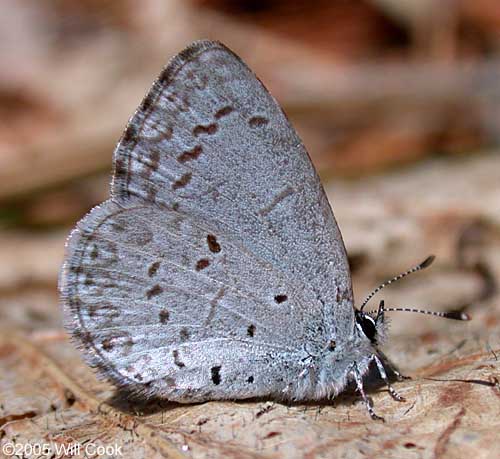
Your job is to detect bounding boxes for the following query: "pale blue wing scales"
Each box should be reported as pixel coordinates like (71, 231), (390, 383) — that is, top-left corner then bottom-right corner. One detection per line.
(111, 40), (354, 339)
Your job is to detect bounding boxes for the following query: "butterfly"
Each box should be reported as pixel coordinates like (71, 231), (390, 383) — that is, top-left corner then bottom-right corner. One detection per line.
(60, 40), (469, 420)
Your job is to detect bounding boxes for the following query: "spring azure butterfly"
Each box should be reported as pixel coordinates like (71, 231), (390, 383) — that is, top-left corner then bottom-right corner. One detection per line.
(59, 40), (469, 420)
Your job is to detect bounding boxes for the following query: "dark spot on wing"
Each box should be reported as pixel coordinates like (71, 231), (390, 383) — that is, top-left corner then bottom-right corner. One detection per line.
(166, 92), (189, 112)
(207, 234), (221, 253)
(149, 124), (174, 143)
(172, 172), (192, 190)
(100, 332), (134, 355)
(122, 124), (139, 144)
(90, 246), (98, 259)
(149, 149), (160, 171)
(111, 221), (126, 232)
(247, 324), (255, 337)
(69, 296), (82, 311)
(185, 69), (209, 91)
(247, 376), (254, 383)
(158, 68), (170, 85)
(173, 350), (185, 368)
(76, 330), (93, 347)
(148, 261), (161, 277)
(196, 259), (210, 271)
(215, 106), (234, 119)
(146, 284), (163, 299)
(274, 294), (288, 304)
(101, 278), (115, 288)
(178, 145), (202, 163)
(134, 373), (143, 381)
(88, 302), (119, 323)
(193, 123), (218, 137)
(328, 340), (336, 351)
(114, 157), (127, 177)
(102, 338), (114, 351)
(159, 309), (170, 324)
(141, 92), (155, 111)
(211, 366), (221, 385)
(70, 265), (83, 274)
(180, 328), (190, 342)
(172, 202), (179, 211)
(249, 116), (269, 128)
(336, 286), (349, 304)
(84, 276), (94, 286)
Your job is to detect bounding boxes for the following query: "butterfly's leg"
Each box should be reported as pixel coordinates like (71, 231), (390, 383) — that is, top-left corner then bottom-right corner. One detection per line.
(350, 363), (384, 421)
(391, 367), (411, 381)
(372, 354), (406, 402)
(377, 349), (411, 381)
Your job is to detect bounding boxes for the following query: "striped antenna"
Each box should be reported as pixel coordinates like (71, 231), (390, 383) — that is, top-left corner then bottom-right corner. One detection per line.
(367, 306), (470, 321)
(359, 255), (436, 311)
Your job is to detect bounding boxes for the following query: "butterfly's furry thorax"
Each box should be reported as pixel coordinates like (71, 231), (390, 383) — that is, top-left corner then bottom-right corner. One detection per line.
(284, 313), (389, 401)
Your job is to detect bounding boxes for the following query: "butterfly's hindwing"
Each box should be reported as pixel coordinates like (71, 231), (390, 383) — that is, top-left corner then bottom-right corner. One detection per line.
(62, 200), (329, 399)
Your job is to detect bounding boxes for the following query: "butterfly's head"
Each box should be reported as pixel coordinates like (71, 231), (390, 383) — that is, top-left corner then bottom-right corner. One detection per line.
(355, 300), (389, 346)
(354, 256), (470, 347)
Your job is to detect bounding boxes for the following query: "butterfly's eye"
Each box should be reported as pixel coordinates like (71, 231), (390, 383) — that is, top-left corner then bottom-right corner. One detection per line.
(355, 311), (377, 343)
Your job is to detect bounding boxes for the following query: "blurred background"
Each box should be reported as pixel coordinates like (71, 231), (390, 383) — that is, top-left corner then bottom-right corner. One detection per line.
(1, 1), (499, 456)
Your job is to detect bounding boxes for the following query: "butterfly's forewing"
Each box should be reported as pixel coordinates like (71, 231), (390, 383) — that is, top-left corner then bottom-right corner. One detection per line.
(61, 40), (354, 400)
(112, 40), (353, 327)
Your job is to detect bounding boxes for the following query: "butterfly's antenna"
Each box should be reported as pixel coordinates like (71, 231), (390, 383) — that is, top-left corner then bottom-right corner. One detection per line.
(367, 306), (470, 321)
(375, 300), (385, 322)
(359, 255), (435, 312)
